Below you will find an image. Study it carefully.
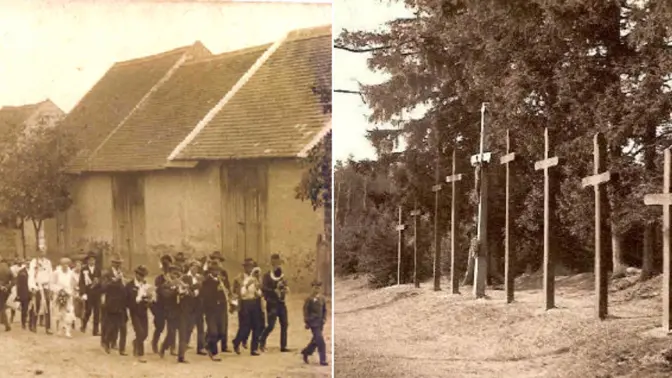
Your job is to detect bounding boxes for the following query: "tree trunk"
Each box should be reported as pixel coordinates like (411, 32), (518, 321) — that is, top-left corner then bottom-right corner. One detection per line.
(611, 221), (627, 278)
(32, 219), (42, 254)
(641, 224), (655, 280)
(641, 119), (657, 281)
(19, 218), (26, 259)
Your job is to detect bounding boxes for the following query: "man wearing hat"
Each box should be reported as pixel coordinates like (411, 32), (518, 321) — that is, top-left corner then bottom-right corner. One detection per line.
(232, 258), (263, 356)
(79, 250), (102, 335)
(200, 260), (229, 361)
(174, 252), (187, 273)
(260, 253), (290, 352)
(126, 265), (151, 363)
(187, 259), (207, 356)
(301, 280), (328, 366)
(208, 251), (232, 353)
(11, 257), (30, 329)
(174, 260), (200, 363)
(158, 263), (182, 360)
(100, 253), (128, 355)
(151, 253), (174, 354)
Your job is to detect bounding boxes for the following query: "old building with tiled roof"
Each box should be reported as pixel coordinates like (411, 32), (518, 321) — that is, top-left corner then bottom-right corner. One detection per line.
(48, 26), (331, 289)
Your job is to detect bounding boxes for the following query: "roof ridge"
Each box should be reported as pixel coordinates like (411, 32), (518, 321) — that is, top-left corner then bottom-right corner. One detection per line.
(113, 41), (201, 68)
(167, 34), (289, 161)
(182, 43), (273, 66)
(286, 24), (331, 41)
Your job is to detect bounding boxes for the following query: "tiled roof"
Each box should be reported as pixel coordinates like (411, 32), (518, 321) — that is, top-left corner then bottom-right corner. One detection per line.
(85, 44), (270, 172)
(63, 42), (210, 172)
(173, 25), (332, 161)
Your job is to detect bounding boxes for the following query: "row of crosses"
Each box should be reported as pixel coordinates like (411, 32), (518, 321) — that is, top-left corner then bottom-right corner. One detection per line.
(394, 103), (672, 333)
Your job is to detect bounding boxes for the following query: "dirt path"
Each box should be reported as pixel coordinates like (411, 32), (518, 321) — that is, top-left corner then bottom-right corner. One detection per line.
(0, 297), (331, 378)
(335, 275), (672, 378)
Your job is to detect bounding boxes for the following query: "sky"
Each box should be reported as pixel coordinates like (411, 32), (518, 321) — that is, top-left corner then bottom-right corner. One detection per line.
(333, 0), (411, 162)
(0, 0), (331, 113)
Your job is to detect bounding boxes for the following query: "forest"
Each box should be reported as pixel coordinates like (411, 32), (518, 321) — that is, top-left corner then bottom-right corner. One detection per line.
(333, 0), (672, 288)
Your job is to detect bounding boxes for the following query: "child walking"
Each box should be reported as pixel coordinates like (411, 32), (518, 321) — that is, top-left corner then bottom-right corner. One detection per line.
(301, 280), (328, 366)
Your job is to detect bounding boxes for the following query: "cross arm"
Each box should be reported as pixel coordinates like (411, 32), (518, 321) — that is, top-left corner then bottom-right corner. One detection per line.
(432, 184), (442, 192)
(581, 171), (610, 188)
(395, 225), (407, 231)
(644, 193), (672, 206)
(499, 152), (516, 165)
(470, 152), (492, 166)
(446, 174), (463, 183)
(534, 156), (559, 171)
(410, 210), (421, 216)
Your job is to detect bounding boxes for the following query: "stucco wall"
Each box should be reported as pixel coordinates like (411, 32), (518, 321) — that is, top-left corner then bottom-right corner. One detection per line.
(46, 174), (114, 259)
(144, 165), (221, 264)
(266, 159), (324, 291)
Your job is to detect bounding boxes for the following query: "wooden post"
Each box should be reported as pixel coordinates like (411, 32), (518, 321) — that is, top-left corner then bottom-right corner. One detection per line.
(499, 129), (516, 304)
(396, 206), (406, 286)
(643, 147), (672, 332)
(534, 127), (559, 310)
(471, 103), (491, 298)
(581, 132), (612, 320)
(411, 206), (421, 288)
(446, 149), (463, 294)
(432, 138), (443, 291)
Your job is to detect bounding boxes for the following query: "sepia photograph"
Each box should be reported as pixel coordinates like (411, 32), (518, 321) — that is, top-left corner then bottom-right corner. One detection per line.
(334, 0), (672, 377)
(0, 0), (332, 377)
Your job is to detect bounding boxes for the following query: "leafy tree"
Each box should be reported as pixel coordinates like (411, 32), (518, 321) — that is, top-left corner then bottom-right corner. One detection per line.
(0, 122), (76, 256)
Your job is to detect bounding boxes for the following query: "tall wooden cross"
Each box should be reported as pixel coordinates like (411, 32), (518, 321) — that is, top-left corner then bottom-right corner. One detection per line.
(499, 129), (516, 304)
(432, 137), (443, 291)
(644, 147), (672, 332)
(396, 205), (406, 286)
(446, 149), (463, 295)
(471, 103), (491, 298)
(410, 206), (422, 288)
(534, 127), (559, 310)
(581, 133), (612, 320)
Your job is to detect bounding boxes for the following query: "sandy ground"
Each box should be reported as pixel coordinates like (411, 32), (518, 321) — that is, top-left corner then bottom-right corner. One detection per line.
(0, 296), (331, 378)
(335, 273), (672, 378)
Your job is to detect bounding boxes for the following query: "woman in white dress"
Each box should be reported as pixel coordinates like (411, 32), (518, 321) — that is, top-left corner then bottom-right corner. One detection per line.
(51, 258), (77, 337)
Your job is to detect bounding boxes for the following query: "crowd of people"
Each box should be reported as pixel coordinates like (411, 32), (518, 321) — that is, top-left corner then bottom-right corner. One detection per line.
(0, 249), (328, 367)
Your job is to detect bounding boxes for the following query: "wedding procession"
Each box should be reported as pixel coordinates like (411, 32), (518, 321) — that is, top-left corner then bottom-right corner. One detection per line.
(0, 249), (328, 367)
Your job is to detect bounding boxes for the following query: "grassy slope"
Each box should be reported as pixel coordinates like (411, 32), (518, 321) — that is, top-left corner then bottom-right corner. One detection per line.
(335, 273), (672, 378)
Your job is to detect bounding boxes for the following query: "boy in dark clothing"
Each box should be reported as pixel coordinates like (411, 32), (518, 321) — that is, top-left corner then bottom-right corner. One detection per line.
(175, 261), (200, 364)
(126, 265), (151, 363)
(260, 253), (290, 352)
(301, 280), (328, 366)
(151, 254), (173, 354)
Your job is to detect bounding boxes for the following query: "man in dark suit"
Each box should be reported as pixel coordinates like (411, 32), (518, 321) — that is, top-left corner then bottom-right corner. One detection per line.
(301, 280), (328, 366)
(158, 264), (181, 359)
(208, 251), (231, 353)
(151, 254), (173, 354)
(260, 253), (290, 352)
(200, 260), (228, 361)
(126, 264), (150, 363)
(175, 261), (200, 363)
(13, 257), (30, 329)
(101, 253), (128, 355)
(174, 252), (187, 273)
(79, 251), (102, 335)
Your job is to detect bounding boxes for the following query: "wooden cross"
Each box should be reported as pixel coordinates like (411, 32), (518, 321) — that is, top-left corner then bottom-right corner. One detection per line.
(410, 207), (422, 288)
(499, 129), (516, 304)
(534, 127), (559, 310)
(396, 206), (406, 286)
(644, 147), (672, 332)
(446, 149), (463, 295)
(581, 132), (612, 320)
(471, 103), (490, 298)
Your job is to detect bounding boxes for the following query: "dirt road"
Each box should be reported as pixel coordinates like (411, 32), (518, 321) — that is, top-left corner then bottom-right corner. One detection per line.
(335, 274), (672, 378)
(0, 296), (331, 378)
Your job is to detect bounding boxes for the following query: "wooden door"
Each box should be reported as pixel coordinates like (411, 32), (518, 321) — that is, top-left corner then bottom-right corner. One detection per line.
(112, 174), (146, 270)
(223, 163), (267, 264)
